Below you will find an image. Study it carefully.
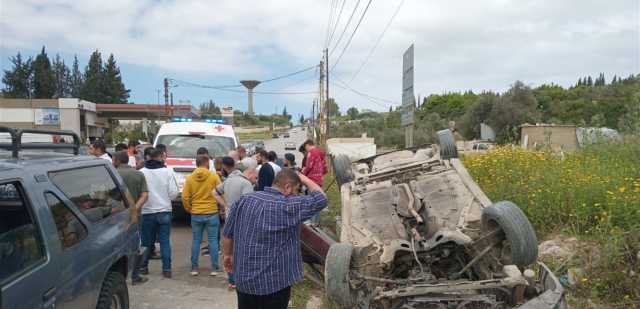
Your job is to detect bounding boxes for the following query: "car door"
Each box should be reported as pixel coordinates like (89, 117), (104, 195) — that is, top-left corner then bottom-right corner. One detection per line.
(40, 189), (94, 309)
(0, 179), (59, 309)
(48, 163), (134, 307)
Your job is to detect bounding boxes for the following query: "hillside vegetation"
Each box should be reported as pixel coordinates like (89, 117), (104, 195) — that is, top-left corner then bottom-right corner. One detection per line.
(463, 140), (640, 306)
(331, 74), (640, 148)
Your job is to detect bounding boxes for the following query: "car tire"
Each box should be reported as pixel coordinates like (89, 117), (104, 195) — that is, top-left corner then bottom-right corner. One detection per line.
(325, 243), (354, 308)
(332, 155), (354, 188)
(96, 271), (129, 309)
(481, 201), (538, 267)
(437, 129), (458, 159)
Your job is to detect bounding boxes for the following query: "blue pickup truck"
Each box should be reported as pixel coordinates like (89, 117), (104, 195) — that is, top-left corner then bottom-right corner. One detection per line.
(0, 127), (140, 309)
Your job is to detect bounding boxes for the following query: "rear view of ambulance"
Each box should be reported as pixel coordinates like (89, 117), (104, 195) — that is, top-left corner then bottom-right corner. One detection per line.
(154, 120), (238, 217)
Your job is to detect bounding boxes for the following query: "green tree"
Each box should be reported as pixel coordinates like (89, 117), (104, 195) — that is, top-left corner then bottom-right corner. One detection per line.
(32, 46), (56, 98)
(69, 55), (83, 97)
(327, 98), (340, 117)
(489, 81), (541, 143)
(2, 52), (32, 98)
(52, 54), (71, 98)
(459, 92), (498, 139)
(282, 105), (288, 116)
(80, 50), (105, 102)
(299, 114), (304, 124)
(102, 54), (129, 103)
(199, 100), (221, 117)
(346, 106), (359, 120)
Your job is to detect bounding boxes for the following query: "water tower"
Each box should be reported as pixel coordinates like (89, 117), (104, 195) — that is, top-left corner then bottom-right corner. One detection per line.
(240, 80), (261, 115)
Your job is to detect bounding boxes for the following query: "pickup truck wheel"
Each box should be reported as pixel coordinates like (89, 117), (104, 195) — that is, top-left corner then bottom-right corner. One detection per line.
(481, 201), (538, 267)
(96, 271), (129, 309)
(332, 155), (354, 188)
(437, 129), (458, 159)
(325, 243), (354, 307)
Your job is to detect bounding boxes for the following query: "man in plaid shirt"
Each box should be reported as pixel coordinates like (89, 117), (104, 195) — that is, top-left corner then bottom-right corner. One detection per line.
(222, 168), (327, 309)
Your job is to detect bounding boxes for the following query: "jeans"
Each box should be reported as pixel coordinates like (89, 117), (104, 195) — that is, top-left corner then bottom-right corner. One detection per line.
(141, 212), (172, 272)
(237, 286), (291, 309)
(190, 214), (220, 270)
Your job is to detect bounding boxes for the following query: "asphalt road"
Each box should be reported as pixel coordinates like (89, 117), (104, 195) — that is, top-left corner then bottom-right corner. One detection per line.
(130, 222), (236, 308)
(263, 127), (308, 166)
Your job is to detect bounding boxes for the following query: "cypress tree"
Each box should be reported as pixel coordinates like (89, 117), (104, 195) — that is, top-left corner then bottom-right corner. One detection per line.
(80, 50), (105, 102)
(587, 76), (593, 86)
(103, 54), (129, 103)
(52, 54), (71, 98)
(69, 55), (83, 98)
(32, 46), (56, 98)
(1, 52), (33, 98)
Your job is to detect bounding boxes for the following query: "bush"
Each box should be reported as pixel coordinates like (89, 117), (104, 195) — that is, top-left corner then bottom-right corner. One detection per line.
(463, 139), (640, 304)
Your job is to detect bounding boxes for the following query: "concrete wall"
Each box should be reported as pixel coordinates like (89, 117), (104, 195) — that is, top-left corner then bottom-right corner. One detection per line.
(521, 126), (578, 152)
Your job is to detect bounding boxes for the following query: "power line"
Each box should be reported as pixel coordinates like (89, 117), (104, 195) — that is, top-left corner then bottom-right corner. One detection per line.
(331, 75), (398, 108)
(324, 0), (337, 48)
(259, 65), (317, 84)
(347, 0), (404, 84)
(329, 0), (361, 57)
(330, 0), (374, 71)
(326, 0), (346, 48)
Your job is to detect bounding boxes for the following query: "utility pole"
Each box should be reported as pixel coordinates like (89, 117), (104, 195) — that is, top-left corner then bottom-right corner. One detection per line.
(318, 60), (326, 145)
(164, 78), (169, 115)
(324, 48), (330, 141)
(170, 93), (174, 118)
(311, 99), (315, 129)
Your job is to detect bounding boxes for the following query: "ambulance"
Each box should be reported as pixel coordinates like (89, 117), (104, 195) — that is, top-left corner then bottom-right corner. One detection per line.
(153, 119), (238, 215)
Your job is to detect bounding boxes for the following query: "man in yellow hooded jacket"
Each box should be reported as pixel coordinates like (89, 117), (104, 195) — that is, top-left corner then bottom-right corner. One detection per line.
(182, 154), (222, 276)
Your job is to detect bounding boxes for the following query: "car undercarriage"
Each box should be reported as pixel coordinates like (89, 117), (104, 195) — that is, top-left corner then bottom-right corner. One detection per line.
(324, 130), (566, 309)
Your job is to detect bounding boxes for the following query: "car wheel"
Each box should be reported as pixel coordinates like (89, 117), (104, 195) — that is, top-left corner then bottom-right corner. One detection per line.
(325, 243), (354, 307)
(481, 201), (538, 267)
(437, 129), (458, 159)
(332, 155), (354, 188)
(96, 271), (129, 309)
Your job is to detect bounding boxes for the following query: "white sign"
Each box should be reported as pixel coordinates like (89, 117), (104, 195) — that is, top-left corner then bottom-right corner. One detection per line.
(221, 106), (234, 118)
(34, 108), (60, 125)
(401, 44), (415, 127)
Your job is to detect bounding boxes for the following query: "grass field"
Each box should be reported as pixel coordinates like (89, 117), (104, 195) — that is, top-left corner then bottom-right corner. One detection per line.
(237, 129), (288, 143)
(463, 139), (640, 306)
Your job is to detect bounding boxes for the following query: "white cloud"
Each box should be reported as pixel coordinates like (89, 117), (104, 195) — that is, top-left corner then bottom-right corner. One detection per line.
(1, 0), (638, 113)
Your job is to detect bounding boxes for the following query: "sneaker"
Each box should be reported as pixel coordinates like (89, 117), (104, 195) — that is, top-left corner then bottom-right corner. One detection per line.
(149, 253), (161, 260)
(139, 268), (149, 275)
(132, 276), (149, 285)
(162, 271), (172, 279)
(190, 270), (199, 276)
(210, 271), (221, 276)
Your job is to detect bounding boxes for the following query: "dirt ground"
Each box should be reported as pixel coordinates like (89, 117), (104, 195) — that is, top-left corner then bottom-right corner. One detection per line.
(129, 221), (237, 309)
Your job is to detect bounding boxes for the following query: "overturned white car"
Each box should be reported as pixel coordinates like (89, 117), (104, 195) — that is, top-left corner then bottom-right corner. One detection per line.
(325, 130), (566, 309)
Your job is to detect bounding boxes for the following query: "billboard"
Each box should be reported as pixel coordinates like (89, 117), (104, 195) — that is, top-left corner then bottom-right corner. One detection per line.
(34, 108), (60, 125)
(401, 44), (415, 127)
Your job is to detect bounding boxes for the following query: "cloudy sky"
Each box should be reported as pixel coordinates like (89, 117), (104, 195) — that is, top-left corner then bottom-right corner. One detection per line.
(1, 0), (638, 118)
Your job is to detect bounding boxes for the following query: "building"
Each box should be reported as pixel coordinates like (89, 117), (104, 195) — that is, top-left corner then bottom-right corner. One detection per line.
(0, 98), (105, 141)
(520, 124), (578, 152)
(0, 98), (197, 142)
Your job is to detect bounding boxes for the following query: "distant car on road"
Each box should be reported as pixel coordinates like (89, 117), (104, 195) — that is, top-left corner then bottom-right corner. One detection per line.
(0, 127), (140, 309)
(284, 141), (296, 150)
(272, 133), (279, 138)
(254, 140), (265, 151)
(283, 133), (290, 138)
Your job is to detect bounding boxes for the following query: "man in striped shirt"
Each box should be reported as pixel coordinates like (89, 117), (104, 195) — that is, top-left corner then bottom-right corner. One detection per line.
(222, 168), (327, 309)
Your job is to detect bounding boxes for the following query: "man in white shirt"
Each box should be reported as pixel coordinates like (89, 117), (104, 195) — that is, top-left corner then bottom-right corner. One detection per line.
(89, 140), (112, 162)
(256, 150), (282, 174)
(140, 147), (179, 278)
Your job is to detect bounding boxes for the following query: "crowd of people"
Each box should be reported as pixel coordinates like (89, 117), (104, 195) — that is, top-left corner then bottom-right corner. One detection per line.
(89, 138), (329, 309)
